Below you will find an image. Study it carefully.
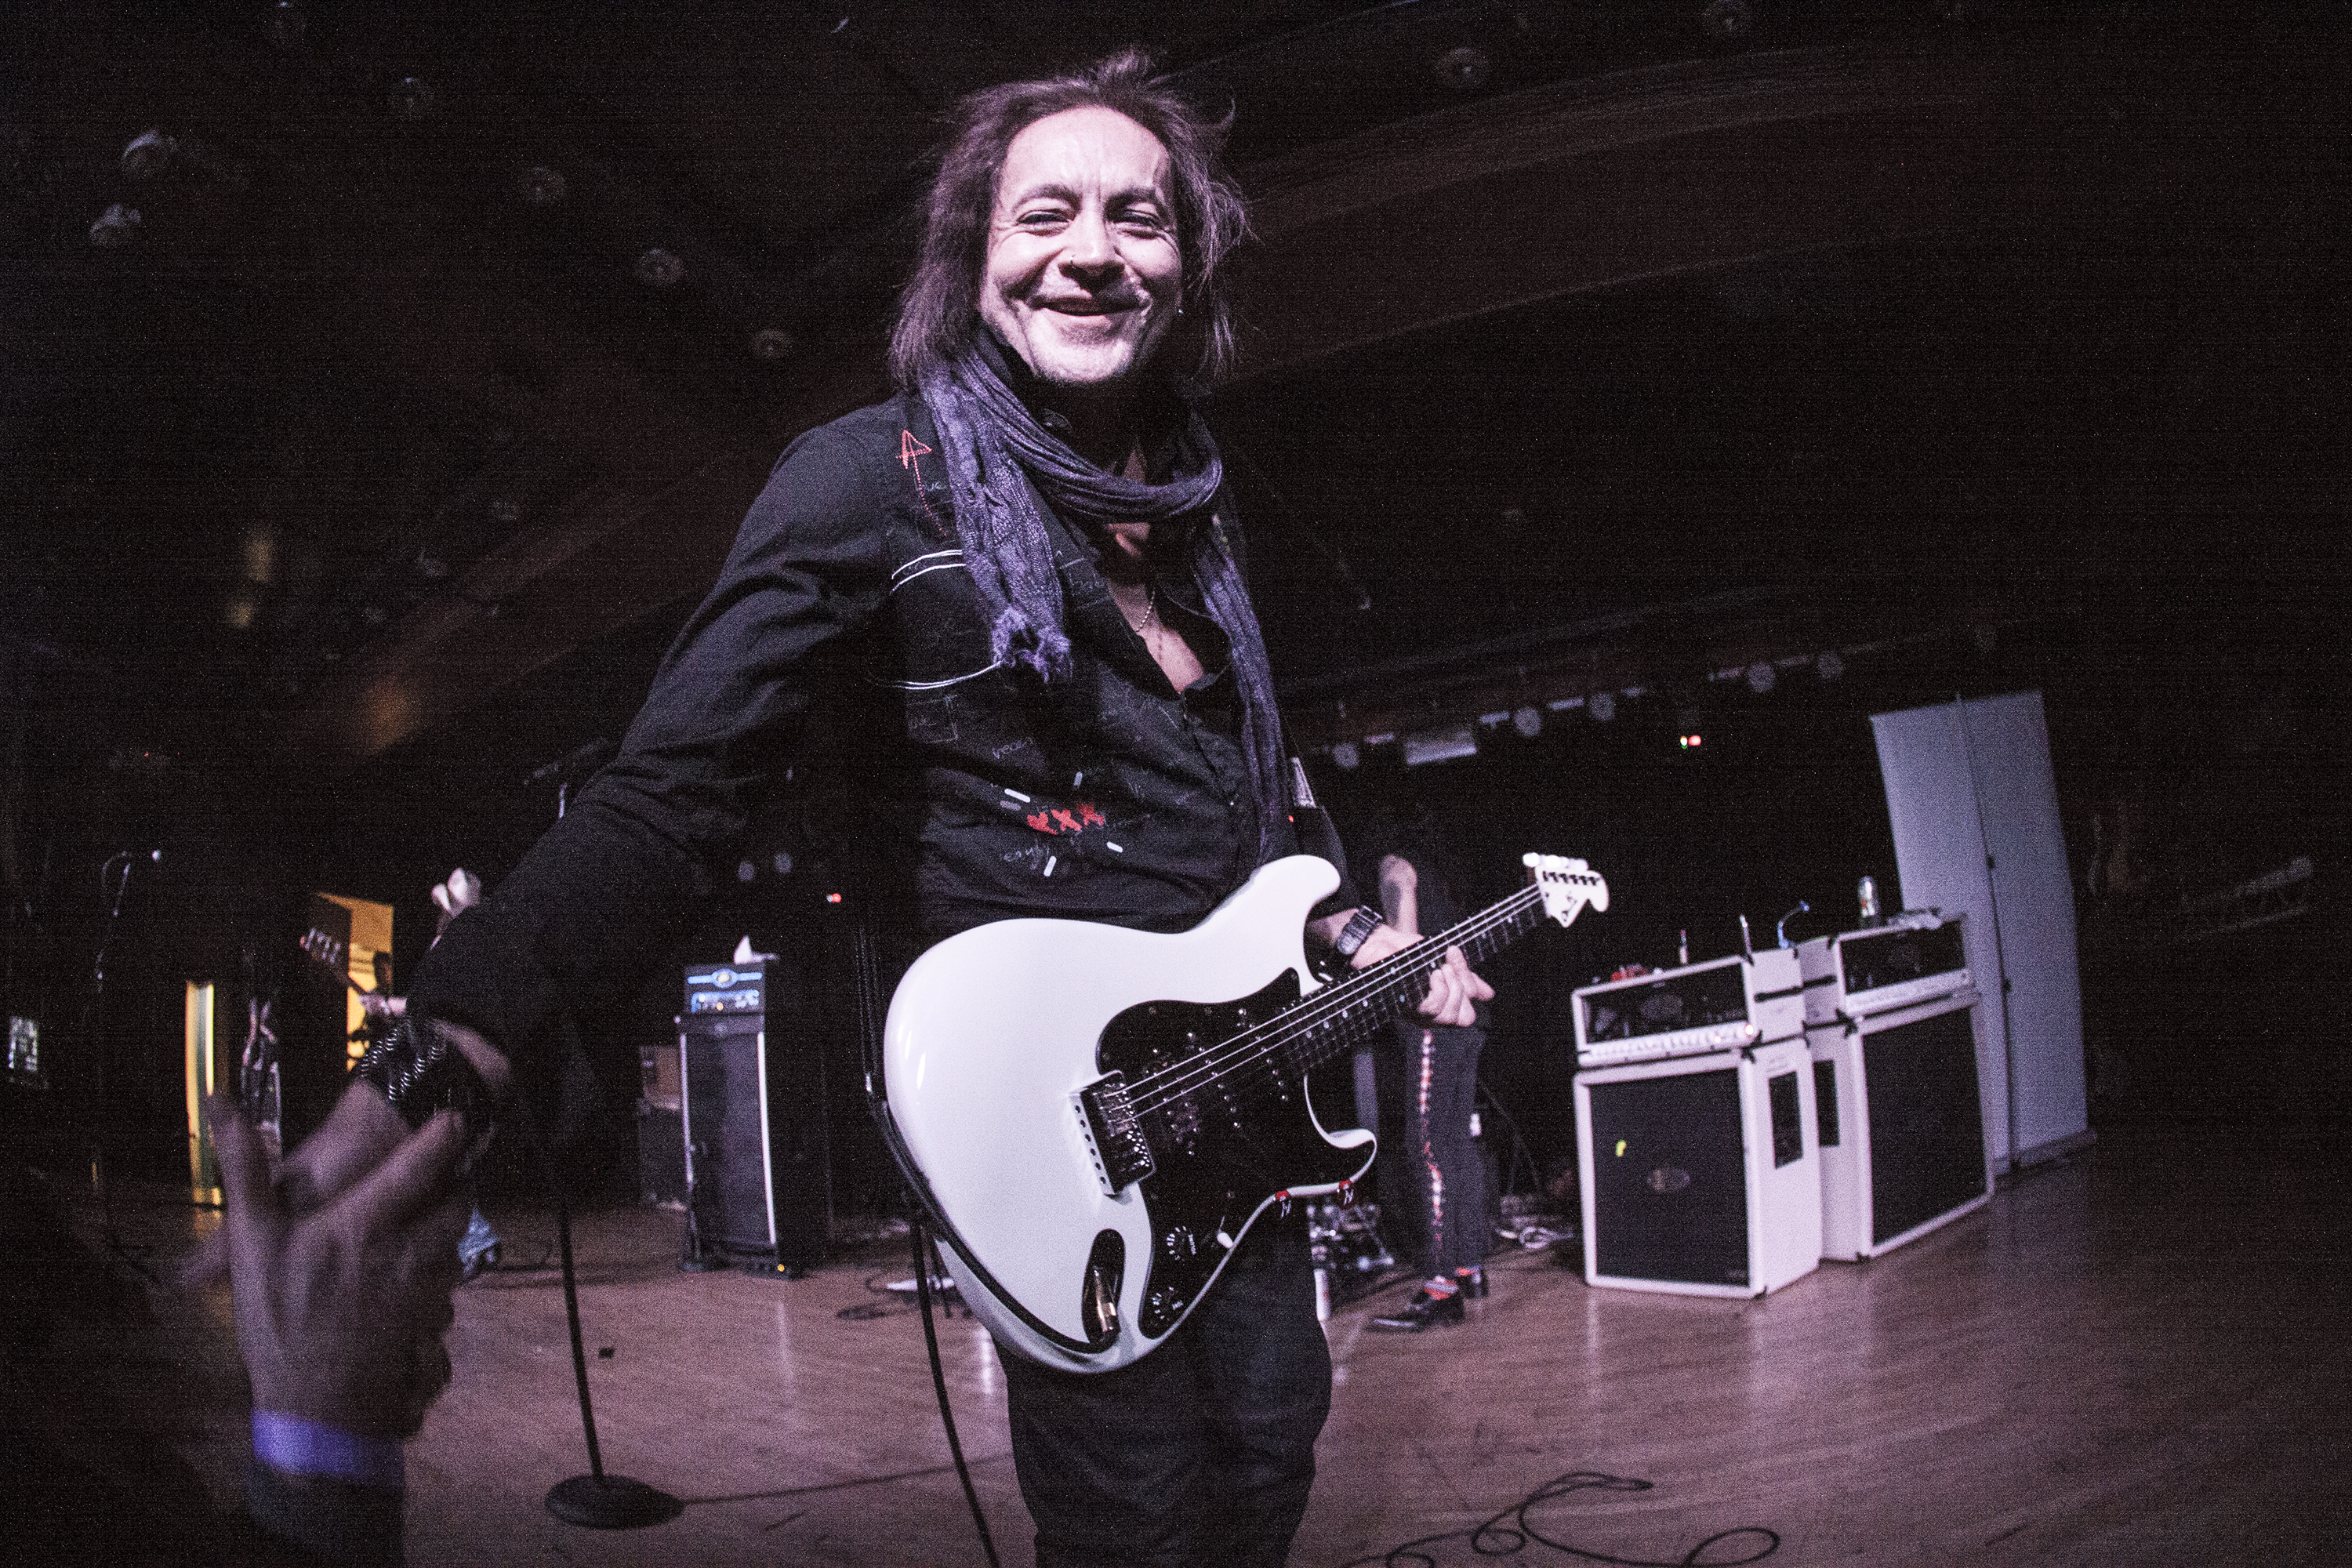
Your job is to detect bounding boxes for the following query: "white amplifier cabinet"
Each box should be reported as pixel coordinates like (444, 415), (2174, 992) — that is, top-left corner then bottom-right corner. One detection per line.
(1573, 1038), (1823, 1298)
(1808, 987), (1991, 1261)
(1573, 947), (1805, 1069)
(1797, 912), (1969, 1026)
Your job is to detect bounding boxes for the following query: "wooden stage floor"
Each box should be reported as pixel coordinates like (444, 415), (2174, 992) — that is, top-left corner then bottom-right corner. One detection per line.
(17, 1118), (2352, 1566)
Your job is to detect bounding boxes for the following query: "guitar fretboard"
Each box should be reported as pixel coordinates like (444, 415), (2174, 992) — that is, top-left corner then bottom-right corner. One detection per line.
(1123, 881), (1565, 1121)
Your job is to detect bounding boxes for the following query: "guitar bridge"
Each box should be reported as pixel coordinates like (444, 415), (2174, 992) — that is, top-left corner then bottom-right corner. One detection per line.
(1076, 1072), (1155, 1196)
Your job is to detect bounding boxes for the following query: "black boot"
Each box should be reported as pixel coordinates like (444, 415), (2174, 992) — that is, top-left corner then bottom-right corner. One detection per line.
(1456, 1267), (1487, 1299)
(1368, 1286), (1465, 1333)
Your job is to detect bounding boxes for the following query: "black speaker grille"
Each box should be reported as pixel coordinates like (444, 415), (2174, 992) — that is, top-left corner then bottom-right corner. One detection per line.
(684, 1028), (771, 1251)
(1589, 1065), (1748, 1286)
(1769, 1070), (1803, 1168)
(1864, 1006), (1986, 1244)
(1813, 1058), (1841, 1147)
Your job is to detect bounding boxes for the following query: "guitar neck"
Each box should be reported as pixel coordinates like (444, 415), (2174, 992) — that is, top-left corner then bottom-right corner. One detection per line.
(1276, 884), (1548, 1080)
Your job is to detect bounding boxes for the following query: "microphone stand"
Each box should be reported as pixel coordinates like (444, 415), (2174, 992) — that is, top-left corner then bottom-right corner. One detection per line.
(542, 1135), (681, 1528)
(521, 746), (681, 1530)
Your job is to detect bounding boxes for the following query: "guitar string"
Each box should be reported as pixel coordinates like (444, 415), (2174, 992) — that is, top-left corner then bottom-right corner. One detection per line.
(1118, 882), (1561, 1115)
(1118, 888), (1544, 1120)
(1116, 868), (1599, 1120)
(1119, 881), (1566, 1120)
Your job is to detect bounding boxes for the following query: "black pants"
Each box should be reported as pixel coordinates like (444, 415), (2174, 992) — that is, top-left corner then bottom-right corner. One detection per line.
(1000, 1213), (1331, 1568)
(1394, 1022), (1488, 1279)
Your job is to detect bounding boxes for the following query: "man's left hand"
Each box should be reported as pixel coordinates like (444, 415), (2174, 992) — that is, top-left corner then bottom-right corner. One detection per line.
(1306, 913), (1493, 1026)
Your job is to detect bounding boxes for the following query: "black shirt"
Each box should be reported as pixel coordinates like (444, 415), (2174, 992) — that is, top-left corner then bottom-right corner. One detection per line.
(408, 386), (1349, 1077)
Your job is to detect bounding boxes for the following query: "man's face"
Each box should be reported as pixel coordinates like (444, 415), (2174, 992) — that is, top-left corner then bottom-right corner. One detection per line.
(979, 106), (1182, 394)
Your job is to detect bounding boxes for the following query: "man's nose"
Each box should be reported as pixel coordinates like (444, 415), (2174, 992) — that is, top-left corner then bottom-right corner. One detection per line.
(1060, 210), (1117, 274)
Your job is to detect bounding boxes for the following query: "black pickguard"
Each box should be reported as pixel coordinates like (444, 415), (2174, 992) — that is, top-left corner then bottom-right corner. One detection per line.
(1096, 971), (1372, 1339)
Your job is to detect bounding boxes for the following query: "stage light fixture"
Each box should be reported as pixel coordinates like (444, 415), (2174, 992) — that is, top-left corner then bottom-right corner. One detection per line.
(1512, 705), (1542, 739)
(89, 204), (142, 246)
(750, 327), (796, 361)
(122, 130), (176, 180)
(270, 1), (307, 49)
(392, 78), (438, 122)
(634, 247), (685, 287)
(771, 851), (793, 877)
(1403, 724), (1478, 768)
(737, 859), (756, 884)
(1331, 741), (1361, 771)
(517, 165), (568, 206)
(1588, 691), (1617, 724)
(1745, 661), (1776, 695)
(1816, 650), (1845, 681)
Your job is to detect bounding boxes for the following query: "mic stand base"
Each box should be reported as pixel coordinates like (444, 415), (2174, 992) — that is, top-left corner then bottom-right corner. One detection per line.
(545, 1474), (683, 1530)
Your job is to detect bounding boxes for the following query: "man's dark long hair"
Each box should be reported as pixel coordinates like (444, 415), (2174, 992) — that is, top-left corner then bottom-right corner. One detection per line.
(889, 49), (1249, 393)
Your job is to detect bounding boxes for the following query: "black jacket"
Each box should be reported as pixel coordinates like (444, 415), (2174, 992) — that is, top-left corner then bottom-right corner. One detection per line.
(408, 390), (1350, 1083)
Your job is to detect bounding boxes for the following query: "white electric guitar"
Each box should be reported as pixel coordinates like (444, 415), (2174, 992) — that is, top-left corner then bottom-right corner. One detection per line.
(880, 851), (1607, 1373)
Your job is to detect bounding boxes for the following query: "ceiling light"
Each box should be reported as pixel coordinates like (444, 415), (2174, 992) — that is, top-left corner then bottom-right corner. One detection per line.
(634, 248), (685, 287)
(1331, 741), (1360, 771)
(1588, 691), (1616, 724)
(1512, 706), (1542, 739)
(1745, 661), (1776, 695)
(1434, 47), (1491, 90)
(1816, 650), (1845, 681)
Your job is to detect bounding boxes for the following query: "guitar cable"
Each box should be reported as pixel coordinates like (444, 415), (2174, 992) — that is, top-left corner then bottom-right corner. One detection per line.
(910, 1214), (1000, 1568)
(856, 906), (1002, 1568)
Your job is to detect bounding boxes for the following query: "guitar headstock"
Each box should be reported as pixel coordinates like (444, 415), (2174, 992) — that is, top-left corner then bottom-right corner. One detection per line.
(299, 926), (347, 971)
(1523, 854), (1609, 926)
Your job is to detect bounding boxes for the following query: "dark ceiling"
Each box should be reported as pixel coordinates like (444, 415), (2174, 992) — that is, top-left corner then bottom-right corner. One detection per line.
(5, 1), (2347, 869)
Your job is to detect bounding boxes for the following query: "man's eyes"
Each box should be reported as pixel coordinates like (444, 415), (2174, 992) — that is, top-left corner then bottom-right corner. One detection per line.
(1007, 205), (1170, 233)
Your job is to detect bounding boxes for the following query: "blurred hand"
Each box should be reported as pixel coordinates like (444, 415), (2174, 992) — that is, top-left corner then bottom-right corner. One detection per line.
(183, 1022), (509, 1289)
(210, 1094), (474, 1437)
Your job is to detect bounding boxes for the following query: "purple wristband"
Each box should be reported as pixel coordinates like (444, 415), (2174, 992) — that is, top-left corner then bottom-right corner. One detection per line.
(252, 1412), (405, 1490)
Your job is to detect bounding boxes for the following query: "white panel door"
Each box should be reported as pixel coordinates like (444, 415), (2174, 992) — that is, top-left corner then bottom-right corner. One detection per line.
(1957, 693), (2088, 1158)
(1871, 692), (2088, 1168)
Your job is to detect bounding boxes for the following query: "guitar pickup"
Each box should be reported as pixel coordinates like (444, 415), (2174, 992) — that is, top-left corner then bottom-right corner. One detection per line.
(1076, 1072), (1156, 1195)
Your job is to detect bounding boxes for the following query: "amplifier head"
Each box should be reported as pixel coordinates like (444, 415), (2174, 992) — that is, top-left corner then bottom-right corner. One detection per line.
(1573, 947), (1805, 1068)
(684, 960), (766, 1015)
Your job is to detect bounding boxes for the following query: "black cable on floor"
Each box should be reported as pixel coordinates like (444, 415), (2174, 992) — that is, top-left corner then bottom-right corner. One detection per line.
(911, 1215), (999, 1568)
(1340, 1470), (1778, 1568)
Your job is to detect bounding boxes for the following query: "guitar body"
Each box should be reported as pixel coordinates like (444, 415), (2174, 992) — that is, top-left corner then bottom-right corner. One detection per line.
(883, 855), (1367, 1374)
